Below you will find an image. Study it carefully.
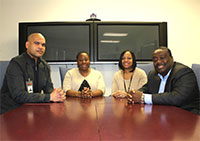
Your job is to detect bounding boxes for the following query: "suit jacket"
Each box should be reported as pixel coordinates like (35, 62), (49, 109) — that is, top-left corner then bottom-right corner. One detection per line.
(140, 62), (200, 115)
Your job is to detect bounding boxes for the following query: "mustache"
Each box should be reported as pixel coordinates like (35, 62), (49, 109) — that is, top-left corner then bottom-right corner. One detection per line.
(36, 49), (44, 52)
(155, 63), (165, 69)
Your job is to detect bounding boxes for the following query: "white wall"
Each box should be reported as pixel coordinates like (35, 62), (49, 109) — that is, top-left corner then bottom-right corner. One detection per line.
(1, 0), (200, 65)
(1, 0), (200, 95)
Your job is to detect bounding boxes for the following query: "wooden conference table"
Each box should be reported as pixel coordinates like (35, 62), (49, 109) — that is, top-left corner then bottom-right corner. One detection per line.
(0, 97), (200, 141)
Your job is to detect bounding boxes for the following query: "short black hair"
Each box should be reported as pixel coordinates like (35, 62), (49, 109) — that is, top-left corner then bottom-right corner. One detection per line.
(155, 46), (173, 57)
(118, 50), (137, 72)
(76, 51), (90, 61)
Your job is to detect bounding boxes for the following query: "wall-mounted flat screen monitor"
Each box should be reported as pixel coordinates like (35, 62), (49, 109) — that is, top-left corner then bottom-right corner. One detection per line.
(19, 22), (92, 62)
(95, 22), (167, 62)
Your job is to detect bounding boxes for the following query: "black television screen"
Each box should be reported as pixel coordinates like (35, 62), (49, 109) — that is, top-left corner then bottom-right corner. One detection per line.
(95, 22), (167, 61)
(19, 21), (167, 63)
(19, 22), (92, 62)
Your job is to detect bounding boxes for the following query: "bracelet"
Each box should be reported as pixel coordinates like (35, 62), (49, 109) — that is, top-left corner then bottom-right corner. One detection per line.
(140, 94), (145, 104)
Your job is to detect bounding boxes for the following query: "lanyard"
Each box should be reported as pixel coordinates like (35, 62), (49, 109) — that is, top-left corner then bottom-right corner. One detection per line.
(123, 72), (133, 93)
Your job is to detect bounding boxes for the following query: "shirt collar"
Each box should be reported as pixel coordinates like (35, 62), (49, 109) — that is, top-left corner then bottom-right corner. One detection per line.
(158, 69), (172, 80)
(25, 52), (41, 65)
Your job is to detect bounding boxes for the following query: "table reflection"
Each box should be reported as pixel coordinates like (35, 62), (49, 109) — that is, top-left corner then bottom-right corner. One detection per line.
(1, 97), (199, 141)
(97, 97), (199, 140)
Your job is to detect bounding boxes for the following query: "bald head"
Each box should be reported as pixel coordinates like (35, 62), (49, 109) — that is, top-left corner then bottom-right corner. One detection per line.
(27, 33), (46, 42)
(25, 33), (46, 61)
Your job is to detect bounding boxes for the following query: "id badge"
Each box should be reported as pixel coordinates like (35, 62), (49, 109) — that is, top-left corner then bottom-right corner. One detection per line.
(26, 78), (33, 93)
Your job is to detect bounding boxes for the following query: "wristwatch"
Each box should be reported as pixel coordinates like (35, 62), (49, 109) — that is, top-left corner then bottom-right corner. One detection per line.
(140, 94), (145, 104)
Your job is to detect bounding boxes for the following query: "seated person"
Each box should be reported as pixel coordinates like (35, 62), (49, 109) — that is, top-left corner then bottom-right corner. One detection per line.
(0, 33), (66, 114)
(112, 50), (147, 98)
(128, 47), (200, 115)
(63, 51), (105, 98)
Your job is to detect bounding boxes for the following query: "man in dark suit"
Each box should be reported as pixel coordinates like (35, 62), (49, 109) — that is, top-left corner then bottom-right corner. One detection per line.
(128, 47), (200, 115)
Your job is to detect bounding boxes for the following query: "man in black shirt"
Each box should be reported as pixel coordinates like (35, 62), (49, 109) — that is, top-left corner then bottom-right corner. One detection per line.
(0, 33), (66, 114)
